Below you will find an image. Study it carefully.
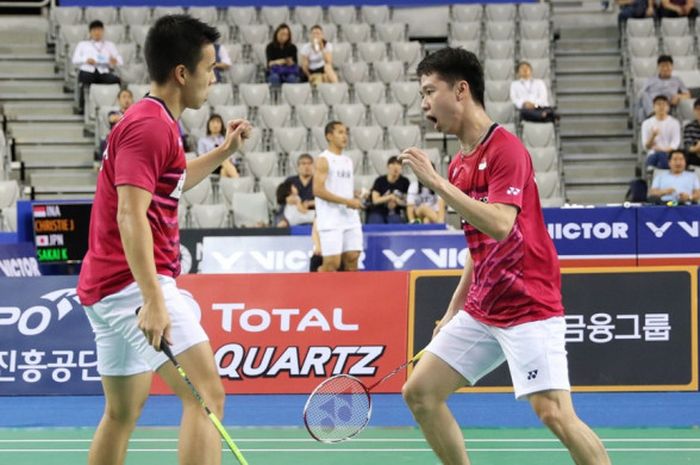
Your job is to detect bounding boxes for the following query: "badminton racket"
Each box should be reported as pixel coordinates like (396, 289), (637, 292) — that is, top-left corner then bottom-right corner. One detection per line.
(303, 349), (425, 443)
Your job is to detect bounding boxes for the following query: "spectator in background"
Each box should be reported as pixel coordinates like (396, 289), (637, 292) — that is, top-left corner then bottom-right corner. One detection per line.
(366, 156), (410, 224)
(638, 55), (691, 121)
(658, 0), (699, 18)
(213, 42), (232, 83)
(509, 61), (558, 123)
(72, 20), (123, 112)
(642, 95), (682, 169)
(301, 25), (338, 86)
(683, 98), (700, 167)
(266, 24), (301, 86)
(616, 0), (655, 25)
(197, 114), (239, 177)
(648, 150), (700, 204)
(98, 88), (133, 156)
(285, 153), (315, 208)
(276, 180), (315, 227)
(407, 172), (446, 224)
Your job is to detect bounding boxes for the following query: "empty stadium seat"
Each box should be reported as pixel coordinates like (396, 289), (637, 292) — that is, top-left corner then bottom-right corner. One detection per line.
(485, 80), (511, 102)
(376, 23), (407, 42)
(373, 60), (404, 84)
(281, 83), (313, 107)
(273, 127), (308, 153)
(528, 146), (558, 172)
(219, 177), (256, 208)
(227, 6), (257, 29)
(340, 61), (370, 84)
(191, 203), (229, 228)
(342, 23), (371, 43)
(451, 4), (483, 22)
(388, 125), (421, 151)
(350, 126), (384, 151)
(371, 103), (404, 128)
(182, 177), (213, 207)
(296, 104), (329, 129)
(486, 101), (516, 124)
(334, 103), (367, 127)
(485, 4), (517, 22)
(188, 6), (219, 24)
(358, 41), (388, 62)
(295, 6), (323, 27)
(207, 83), (234, 107)
(152, 6), (185, 21)
(522, 122), (556, 148)
(260, 6), (290, 27)
(239, 84), (271, 108)
(318, 82), (350, 106)
(361, 5), (390, 25)
(215, 104), (249, 123)
(259, 104), (292, 129)
(354, 81), (386, 105)
(328, 5), (357, 25)
(231, 192), (270, 227)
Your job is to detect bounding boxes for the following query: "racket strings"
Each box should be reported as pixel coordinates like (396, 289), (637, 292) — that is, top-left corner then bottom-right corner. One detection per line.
(303, 375), (371, 443)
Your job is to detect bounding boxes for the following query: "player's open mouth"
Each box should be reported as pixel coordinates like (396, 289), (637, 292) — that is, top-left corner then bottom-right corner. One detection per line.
(426, 116), (437, 124)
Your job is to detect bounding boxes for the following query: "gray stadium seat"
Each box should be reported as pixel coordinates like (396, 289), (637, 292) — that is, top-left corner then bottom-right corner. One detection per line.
(528, 146), (558, 172)
(0, 180), (20, 210)
(119, 63), (147, 85)
(391, 41), (423, 73)
(329, 5), (357, 25)
(318, 82), (350, 106)
(188, 6), (218, 23)
(260, 6), (290, 27)
(673, 55), (698, 71)
(115, 42), (136, 65)
(85, 84), (121, 127)
(331, 42), (353, 67)
(239, 84), (271, 108)
(520, 39), (550, 60)
(259, 104), (292, 129)
(390, 81), (421, 110)
(376, 23), (407, 42)
(52, 6), (83, 38)
(388, 125), (421, 151)
(128, 24), (150, 46)
(296, 104), (329, 129)
(219, 177), (256, 208)
(519, 3), (550, 22)
(486, 101), (516, 124)
(485, 22), (516, 41)
(660, 18), (690, 37)
(227, 6), (257, 29)
(361, 5), (390, 25)
(317, 23), (338, 42)
(207, 83), (234, 107)
(180, 106), (211, 138)
(535, 171), (561, 199)
(342, 23), (371, 43)
(273, 127), (308, 153)
(182, 177), (213, 207)
(345, 149), (365, 173)
(484, 40), (515, 60)
(281, 83), (313, 107)
(449, 22), (481, 42)
(350, 126), (384, 151)
(222, 43), (243, 63)
(663, 36), (695, 56)
(358, 42), (387, 62)
(628, 37), (659, 58)
(485, 4), (517, 22)
(1, 206), (17, 232)
(191, 203), (229, 229)
(678, 98), (696, 121)
(630, 57), (657, 80)
(485, 80), (511, 102)
(239, 25), (270, 46)
(674, 70), (700, 90)
(520, 21), (549, 40)
(229, 63), (257, 86)
(626, 18), (655, 37)
(334, 103), (367, 127)
(354, 174), (376, 192)
(310, 127), (328, 150)
(214, 104), (248, 123)
(450, 40), (481, 56)
(371, 103), (404, 128)
(452, 4), (483, 22)
(522, 122), (556, 148)
(240, 127), (264, 153)
(127, 83), (149, 102)
(104, 24), (126, 44)
(251, 43), (268, 68)
(369, 149), (398, 175)
(152, 7), (185, 21)
(259, 176), (286, 208)
(529, 59), (551, 80)
(484, 59), (515, 81)
(354, 81), (386, 105)
(295, 6), (323, 27)
(373, 60), (404, 84)
(340, 61), (370, 84)
(231, 192), (270, 227)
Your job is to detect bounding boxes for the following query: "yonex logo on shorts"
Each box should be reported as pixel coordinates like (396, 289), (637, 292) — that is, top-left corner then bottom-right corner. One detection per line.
(527, 369), (538, 380)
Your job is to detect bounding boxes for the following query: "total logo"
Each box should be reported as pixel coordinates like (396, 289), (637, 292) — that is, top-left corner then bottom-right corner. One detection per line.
(645, 221), (699, 238)
(383, 248), (469, 269)
(0, 288), (81, 336)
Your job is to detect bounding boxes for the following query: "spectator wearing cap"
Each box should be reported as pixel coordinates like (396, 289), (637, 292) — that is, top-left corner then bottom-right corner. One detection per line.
(638, 55), (691, 121)
(72, 20), (122, 112)
(641, 95), (682, 169)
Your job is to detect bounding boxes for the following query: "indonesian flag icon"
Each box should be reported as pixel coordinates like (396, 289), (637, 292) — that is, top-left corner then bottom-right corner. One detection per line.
(36, 235), (49, 246)
(33, 206), (47, 218)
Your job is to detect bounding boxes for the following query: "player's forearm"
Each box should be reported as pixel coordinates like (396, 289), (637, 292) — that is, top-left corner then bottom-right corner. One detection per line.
(433, 177), (514, 241)
(184, 146), (231, 191)
(117, 210), (164, 305)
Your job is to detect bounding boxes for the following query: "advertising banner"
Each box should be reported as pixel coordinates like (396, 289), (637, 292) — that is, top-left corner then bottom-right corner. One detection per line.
(637, 206), (700, 265)
(0, 242), (41, 277)
(409, 267), (698, 392)
(172, 272), (410, 394)
(0, 276), (101, 395)
(364, 231), (466, 271)
(200, 236), (315, 273)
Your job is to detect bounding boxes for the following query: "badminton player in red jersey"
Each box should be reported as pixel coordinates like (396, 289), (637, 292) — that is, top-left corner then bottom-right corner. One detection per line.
(77, 16), (251, 465)
(399, 48), (611, 465)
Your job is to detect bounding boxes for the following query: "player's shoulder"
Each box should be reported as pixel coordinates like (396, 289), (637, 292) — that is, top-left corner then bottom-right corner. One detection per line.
(487, 125), (527, 155)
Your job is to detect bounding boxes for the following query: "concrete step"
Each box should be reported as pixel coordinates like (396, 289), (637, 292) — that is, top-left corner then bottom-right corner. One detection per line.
(557, 94), (627, 111)
(2, 101), (76, 118)
(0, 93), (72, 102)
(558, 108), (628, 117)
(560, 127), (633, 137)
(556, 55), (621, 70)
(560, 115), (630, 133)
(17, 145), (95, 167)
(556, 65), (624, 75)
(557, 38), (619, 53)
(0, 44), (47, 55)
(563, 152), (638, 162)
(32, 192), (96, 200)
(563, 161), (637, 180)
(0, 61), (55, 75)
(8, 121), (87, 141)
(556, 74), (625, 89)
(29, 170), (97, 187)
(555, 48), (620, 57)
(561, 138), (635, 154)
(557, 87), (626, 96)
(0, 79), (65, 95)
(565, 185), (629, 205)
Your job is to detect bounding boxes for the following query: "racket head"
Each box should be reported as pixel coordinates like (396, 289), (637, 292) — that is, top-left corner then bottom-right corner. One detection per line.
(303, 374), (372, 443)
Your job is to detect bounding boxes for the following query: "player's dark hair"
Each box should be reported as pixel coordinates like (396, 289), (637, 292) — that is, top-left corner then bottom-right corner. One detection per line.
(324, 120), (343, 136)
(416, 47), (485, 108)
(297, 153), (313, 164)
(387, 156), (401, 165)
(145, 14), (220, 85)
(657, 55), (673, 65)
(89, 20), (104, 30)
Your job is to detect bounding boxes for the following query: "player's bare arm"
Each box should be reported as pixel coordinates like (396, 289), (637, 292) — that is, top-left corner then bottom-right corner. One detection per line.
(117, 184), (170, 350)
(400, 147), (517, 241)
(183, 119), (252, 191)
(313, 156), (363, 209)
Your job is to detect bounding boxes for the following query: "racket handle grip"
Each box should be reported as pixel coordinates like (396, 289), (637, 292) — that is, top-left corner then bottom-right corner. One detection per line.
(135, 307), (176, 362)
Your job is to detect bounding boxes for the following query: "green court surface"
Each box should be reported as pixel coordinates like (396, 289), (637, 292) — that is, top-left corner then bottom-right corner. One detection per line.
(1, 427), (699, 464)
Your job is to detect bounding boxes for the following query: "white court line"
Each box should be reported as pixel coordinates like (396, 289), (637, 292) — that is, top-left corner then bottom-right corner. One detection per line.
(1, 438), (700, 443)
(0, 448), (700, 453)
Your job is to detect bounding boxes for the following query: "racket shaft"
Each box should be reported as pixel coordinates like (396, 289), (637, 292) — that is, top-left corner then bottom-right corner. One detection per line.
(367, 350), (425, 391)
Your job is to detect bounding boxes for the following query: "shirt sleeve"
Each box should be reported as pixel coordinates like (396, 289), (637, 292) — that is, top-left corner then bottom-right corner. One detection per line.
(486, 139), (530, 210)
(72, 41), (86, 66)
(651, 174), (662, 190)
(535, 79), (549, 107)
(677, 77), (689, 94)
(670, 118), (681, 149)
(114, 118), (172, 193)
(692, 176), (700, 190)
(107, 41), (123, 66)
(407, 181), (418, 205)
(218, 44), (232, 66)
(640, 119), (650, 150)
(509, 81), (524, 109)
(300, 43), (310, 57)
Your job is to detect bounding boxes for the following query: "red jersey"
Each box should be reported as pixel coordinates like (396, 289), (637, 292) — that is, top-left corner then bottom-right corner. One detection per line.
(77, 96), (186, 306)
(448, 124), (563, 327)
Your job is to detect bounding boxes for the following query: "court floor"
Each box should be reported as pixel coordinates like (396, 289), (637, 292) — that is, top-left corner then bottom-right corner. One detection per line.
(1, 427), (699, 465)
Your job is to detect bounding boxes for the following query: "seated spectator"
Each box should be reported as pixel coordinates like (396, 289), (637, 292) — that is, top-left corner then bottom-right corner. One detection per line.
(638, 55), (691, 121)
(683, 98), (700, 167)
(266, 24), (301, 86)
(648, 150), (700, 204)
(276, 179), (315, 227)
(509, 61), (558, 123)
(367, 156), (410, 224)
(658, 0), (698, 18)
(617, 0), (655, 25)
(213, 42), (232, 83)
(197, 114), (239, 178)
(300, 25), (338, 86)
(285, 153), (315, 208)
(98, 88), (133, 156)
(407, 176), (446, 224)
(642, 95), (682, 169)
(72, 20), (122, 112)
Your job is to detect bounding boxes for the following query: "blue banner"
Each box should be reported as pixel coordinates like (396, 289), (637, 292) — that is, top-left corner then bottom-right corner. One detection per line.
(364, 231), (466, 270)
(638, 206), (700, 258)
(0, 276), (101, 395)
(0, 242), (41, 277)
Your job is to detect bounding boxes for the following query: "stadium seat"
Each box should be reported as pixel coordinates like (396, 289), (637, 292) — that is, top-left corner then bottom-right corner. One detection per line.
(328, 5), (357, 25)
(340, 62), (370, 84)
(318, 82), (350, 106)
(371, 103), (404, 128)
(286, 23), (304, 43)
(388, 125), (421, 151)
(215, 24), (231, 43)
(522, 122), (556, 148)
(191, 203), (229, 229)
(449, 22), (481, 42)
(295, 6), (323, 27)
(311, 126), (329, 149)
(259, 104), (292, 129)
(452, 4), (483, 22)
(332, 42), (353, 67)
(260, 6), (290, 27)
(485, 22), (516, 41)
(115, 42), (136, 66)
(180, 106), (211, 139)
(104, 25), (126, 43)
(345, 149), (365, 173)
(334, 103), (367, 127)
(207, 83), (234, 107)
(485, 80), (511, 102)
(214, 104), (248, 123)
(250, 44), (268, 68)
(259, 175), (285, 207)
(358, 42), (388, 62)
(450, 40), (481, 56)
(354, 174), (376, 192)
(368, 149), (398, 175)
(52, 6), (83, 36)
(361, 5), (390, 25)
(390, 81), (420, 110)
(227, 6), (257, 29)
(663, 36), (695, 56)
(85, 84), (121, 126)
(630, 57), (657, 80)
(219, 177), (256, 207)
(535, 171), (561, 198)
(119, 63), (147, 85)
(391, 41), (423, 73)
(128, 24), (150, 46)
(520, 21), (549, 40)
(273, 127), (308, 153)
(296, 104), (329, 129)
(240, 127), (264, 153)
(628, 37), (659, 58)
(626, 18), (655, 38)
(355, 81), (386, 105)
(239, 25), (270, 46)
(222, 43), (243, 63)
(229, 63), (258, 86)
(152, 7), (184, 21)
(231, 192), (270, 227)
(660, 18), (690, 37)
(484, 59), (515, 81)
(484, 40), (515, 61)
(127, 84), (149, 102)
(182, 177), (213, 207)
(678, 98), (696, 121)
(486, 101), (516, 124)
(239, 84), (271, 108)
(350, 126), (384, 151)
(519, 3), (550, 22)
(485, 4), (517, 22)
(674, 70), (700, 90)
(376, 23), (407, 42)
(528, 146), (558, 172)
(281, 83), (313, 107)
(342, 23), (371, 43)
(529, 59), (551, 80)
(520, 39), (550, 60)
(672, 55), (698, 71)
(0, 180), (20, 210)
(188, 6), (218, 23)
(373, 60), (404, 84)
(317, 23), (338, 42)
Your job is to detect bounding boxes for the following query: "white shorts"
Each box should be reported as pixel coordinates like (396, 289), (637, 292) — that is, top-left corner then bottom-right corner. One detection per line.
(318, 224), (363, 256)
(426, 311), (570, 399)
(84, 275), (209, 376)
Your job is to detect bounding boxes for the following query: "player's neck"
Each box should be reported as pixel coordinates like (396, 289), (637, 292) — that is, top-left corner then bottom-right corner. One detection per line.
(327, 145), (343, 155)
(148, 83), (185, 120)
(458, 108), (493, 154)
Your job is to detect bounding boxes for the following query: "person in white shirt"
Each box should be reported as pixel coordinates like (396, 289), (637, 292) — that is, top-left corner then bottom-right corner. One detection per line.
(71, 20), (123, 112)
(407, 178), (446, 224)
(641, 95), (682, 169)
(213, 42), (231, 83)
(313, 121), (364, 272)
(509, 61), (558, 123)
(300, 25), (338, 86)
(275, 179), (315, 226)
(648, 149), (700, 204)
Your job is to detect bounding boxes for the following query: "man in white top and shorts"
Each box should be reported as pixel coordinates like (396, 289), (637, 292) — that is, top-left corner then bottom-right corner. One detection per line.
(313, 121), (363, 271)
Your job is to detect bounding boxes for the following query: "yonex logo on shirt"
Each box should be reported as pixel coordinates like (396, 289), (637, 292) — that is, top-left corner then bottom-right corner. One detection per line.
(527, 369), (538, 380)
(506, 187), (521, 196)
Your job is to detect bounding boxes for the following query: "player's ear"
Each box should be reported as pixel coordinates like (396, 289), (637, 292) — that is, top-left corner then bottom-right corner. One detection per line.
(173, 64), (187, 86)
(455, 81), (470, 101)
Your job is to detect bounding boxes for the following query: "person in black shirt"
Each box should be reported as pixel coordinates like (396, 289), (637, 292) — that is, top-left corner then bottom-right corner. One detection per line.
(285, 153), (314, 207)
(266, 23), (300, 86)
(683, 98), (700, 167)
(367, 156), (410, 224)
